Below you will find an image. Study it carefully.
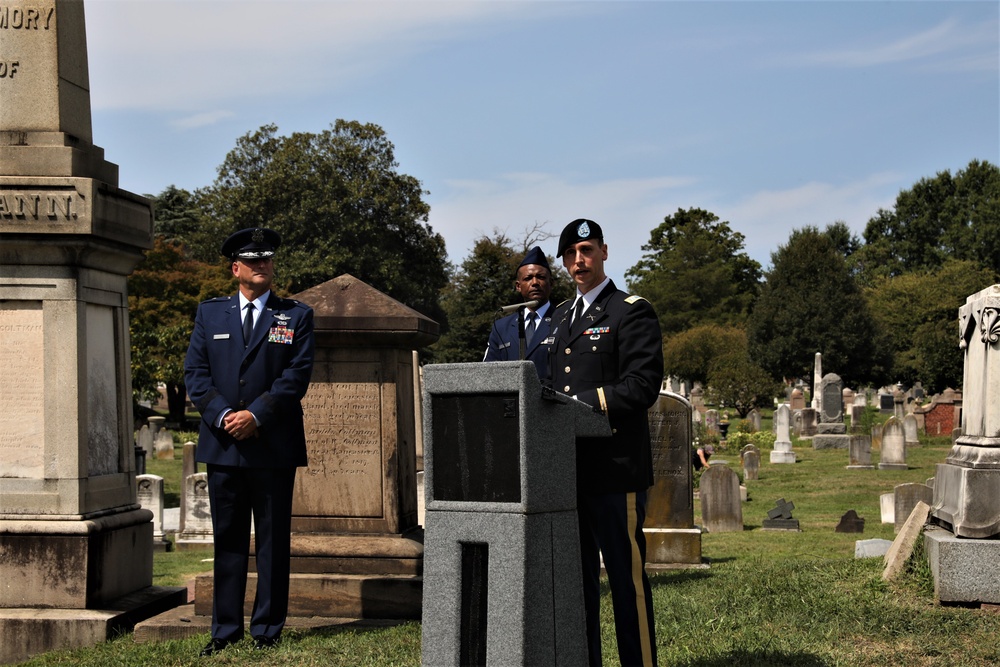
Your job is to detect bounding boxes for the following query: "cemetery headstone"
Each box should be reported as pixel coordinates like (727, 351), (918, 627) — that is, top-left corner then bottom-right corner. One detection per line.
(879, 393), (895, 414)
(880, 493), (895, 525)
(847, 435), (874, 470)
(903, 413), (919, 446)
(137, 425), (153, 457)
(153, 428), (174, 460)
(742, 449), (760, 481)
(871, 423), (883, 450)
(850, 403), (866, 433)
(894, 482), (933, 534)
(179, 441), (197, 534)
(855, 539), (892, 559)
(879, 417), (907, 470)
(645, 392), (704, 567)
(747, 409), (762, 432)
(812, 352), (823, 410)
(175, 473), (213, 550)
(790, 387), (805, 411)
(799, 407), (818, 437)
(699, 465), (743, 532)
(705, 409), (720, 435)
(136, 474), (170, 552)
(762, 498), (800, 531)
(771, 404), (796, 464)
(835, 510), (865, 533)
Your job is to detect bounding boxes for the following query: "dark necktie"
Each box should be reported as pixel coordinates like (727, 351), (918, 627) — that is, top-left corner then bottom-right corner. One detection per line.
(243, 303), (255, 346)
(525, 312), (537, 345)
(571, 298), (584, 326)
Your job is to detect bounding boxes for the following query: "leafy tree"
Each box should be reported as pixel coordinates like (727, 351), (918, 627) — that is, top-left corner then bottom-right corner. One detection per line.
(432, 230), (573, 363)
(865, 259), (996, 392)
(856, 159), (1000, 284)
(706, 353), (781, 418)
(148, 185), (209, 249)
(626, 208), (762, 337)
(128, 236), (234, 423)
(747, 226), (889, 389)
(195, 121), (449, 322)
(662, 324), (747, 388)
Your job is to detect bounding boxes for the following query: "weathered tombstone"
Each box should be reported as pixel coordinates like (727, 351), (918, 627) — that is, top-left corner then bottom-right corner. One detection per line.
(812, 352), (823, 410)
(847, 435), (874, 470)
(842, 388), (855, 416)
(153, 428), (174, 460)
(880, 493), (895, 524)
(137, 424), (154, 457)
(871, 423), (883, 450)
(740, 443), (760, 463)
(855, 539), (892, 559)
(644, 392), (704, 568)
(879, 417), (907, 470)
(705, 409), (720, 435)
(903, 413), (920, 447)
(699, 465), (743, 533)
(420, 362), (609, 666)
(849, 403), (866, 433)
(175, 473), (213, 550)
(835, 510), (865, 533)
(689, 384), (705, 410)
(179, 441), (197, 534)
(790, 387), (805, 410)
(0, 2), (184, 661)
(762, 498), (800, 531)
(814, 373), (850, 449)
(879, 393), (895, 414)
(771, 404), (795, 464)
(136, 474), (170, 552)
(927, 286), (1000, 602)
(742, 450), (760, 481)
(747, 409), (762, 432)
(799, 407), (818, 437)
(894, 482), (933, 534)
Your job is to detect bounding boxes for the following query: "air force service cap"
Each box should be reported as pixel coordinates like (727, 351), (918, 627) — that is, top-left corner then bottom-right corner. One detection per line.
(557, 218), (604, 257)
(221, 227), (282, 260)
(519, 245), (551, 271)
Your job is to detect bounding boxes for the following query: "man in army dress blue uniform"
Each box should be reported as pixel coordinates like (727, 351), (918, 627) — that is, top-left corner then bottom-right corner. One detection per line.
(184, 227), (315, 656)
(483, 245), (554, 378)
(547, 219), (663, 667)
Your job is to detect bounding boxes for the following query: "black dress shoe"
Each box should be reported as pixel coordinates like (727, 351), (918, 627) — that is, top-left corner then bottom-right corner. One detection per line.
(253, 636), (279, 650)
(199, 638), (236, 657)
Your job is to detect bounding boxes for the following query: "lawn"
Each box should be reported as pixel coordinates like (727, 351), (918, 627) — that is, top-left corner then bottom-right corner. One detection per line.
(15, 431), (1000, 666)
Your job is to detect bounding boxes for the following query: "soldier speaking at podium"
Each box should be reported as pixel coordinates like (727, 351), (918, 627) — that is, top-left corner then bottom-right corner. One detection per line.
(483, 245), (554, 378)
(547, 219), (664, 667)
(184, 227), (315, 656)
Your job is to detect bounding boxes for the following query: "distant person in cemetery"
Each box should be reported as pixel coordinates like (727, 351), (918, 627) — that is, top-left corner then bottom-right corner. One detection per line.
(693, 444), (713, 471)
(483, 245), (554, 378)
(546, 218), (664, 667)
(184, 227), (315, 656)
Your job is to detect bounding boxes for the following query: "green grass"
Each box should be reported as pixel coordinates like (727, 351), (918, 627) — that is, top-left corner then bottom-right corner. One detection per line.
(17, 434), (1000, 666)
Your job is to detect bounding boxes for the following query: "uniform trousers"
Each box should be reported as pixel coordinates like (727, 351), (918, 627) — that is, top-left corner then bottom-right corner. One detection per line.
(207, 464), (297, 642)
(578, 490), (657, 667)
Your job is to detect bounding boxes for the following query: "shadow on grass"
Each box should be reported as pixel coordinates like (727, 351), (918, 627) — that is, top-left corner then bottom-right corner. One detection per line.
(676, 649), (832, 666)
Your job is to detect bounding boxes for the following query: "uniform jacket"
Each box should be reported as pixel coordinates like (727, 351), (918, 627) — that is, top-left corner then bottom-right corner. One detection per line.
(484, 303), (553, 378)
(547, 281), (663, 493)
(184, 292), (315, 468)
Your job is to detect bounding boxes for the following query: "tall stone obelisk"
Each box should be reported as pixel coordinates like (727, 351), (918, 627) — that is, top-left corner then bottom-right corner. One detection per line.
(0, 2), (184, 662)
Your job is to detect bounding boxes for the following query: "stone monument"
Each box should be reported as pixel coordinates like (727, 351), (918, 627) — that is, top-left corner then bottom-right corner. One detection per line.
(927, 285), (1000, 603)
(421, 361), (611, 666)
(644, 392), (704, 568)
(812, 373), (850, 449)
(770, 403), (796, 463)
(0, 2), (184, 662)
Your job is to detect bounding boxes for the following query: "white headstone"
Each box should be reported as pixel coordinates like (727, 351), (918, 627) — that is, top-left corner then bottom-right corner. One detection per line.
(771, 404), (795, 463)
(879, 417), (907, 470)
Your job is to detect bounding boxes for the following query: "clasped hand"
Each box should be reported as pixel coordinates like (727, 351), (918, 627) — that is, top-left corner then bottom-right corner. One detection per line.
(223, 410), (258, 441)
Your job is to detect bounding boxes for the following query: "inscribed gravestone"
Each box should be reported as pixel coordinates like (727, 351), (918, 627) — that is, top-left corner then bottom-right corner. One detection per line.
(799, 407), (818, 437)
(742, 450), (760, 481)
(847, 435), (873, 470)
(699, 465), (743, 533)
(790, 387), (805, 410)
(820, 374), (844, 423)
(645, 392), (702, 566)
(176, 473), (213, 549)
(903, 413), (919, 446)
(771, 404), (795, 464)
(894, 482), (933, 534)
(747, 409), (762, 432)
(136, 474), (170, 551)
(705, 409), (719, 435)
(137, 425), (153, 457)
(879, 417), (907, 470)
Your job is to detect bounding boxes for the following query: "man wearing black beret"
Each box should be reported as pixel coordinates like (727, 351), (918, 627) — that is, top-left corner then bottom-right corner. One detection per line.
(547, 219), (663, 666)
(184, 227), (315, 656)
(483, 245), (554, 378)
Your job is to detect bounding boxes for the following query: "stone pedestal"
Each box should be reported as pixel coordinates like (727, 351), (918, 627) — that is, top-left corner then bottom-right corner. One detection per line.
(644, 392), (705, 568)
(0, 2), (185, 662)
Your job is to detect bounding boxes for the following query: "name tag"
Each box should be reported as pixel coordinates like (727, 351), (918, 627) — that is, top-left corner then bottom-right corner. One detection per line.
(213, 333), (230, 340)
(498, 341), (511, 350)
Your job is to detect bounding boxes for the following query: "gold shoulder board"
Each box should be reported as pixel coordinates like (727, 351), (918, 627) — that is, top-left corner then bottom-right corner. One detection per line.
(624, 295), (647, 304)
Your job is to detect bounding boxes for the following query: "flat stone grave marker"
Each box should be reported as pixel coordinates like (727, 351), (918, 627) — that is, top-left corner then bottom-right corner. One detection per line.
(762, 498), (800, 531)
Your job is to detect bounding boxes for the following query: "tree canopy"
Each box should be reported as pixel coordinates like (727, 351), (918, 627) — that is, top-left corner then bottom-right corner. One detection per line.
(747, 225), (889, 388)
(626, 208), (761, 338)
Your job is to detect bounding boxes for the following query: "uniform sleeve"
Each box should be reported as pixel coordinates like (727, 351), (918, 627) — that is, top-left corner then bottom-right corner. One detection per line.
(484, 323), (504, 362)
(246, 305), (316, 426)
(184, 302), (232, 428)
(577, 298), (663, 414)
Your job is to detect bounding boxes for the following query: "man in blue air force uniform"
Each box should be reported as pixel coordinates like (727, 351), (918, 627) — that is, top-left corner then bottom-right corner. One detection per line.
(483, 245), (554, 378)
(547, 219), (663, 667)
(184, 227), (315, 656)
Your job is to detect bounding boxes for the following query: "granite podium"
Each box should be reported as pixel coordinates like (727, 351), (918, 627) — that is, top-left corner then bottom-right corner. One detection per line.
(421, 361), (611, 666)
(0, 1), (184, 662)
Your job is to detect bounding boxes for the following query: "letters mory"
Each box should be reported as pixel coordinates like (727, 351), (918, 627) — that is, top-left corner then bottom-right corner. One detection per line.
(0, 6), (55, 31)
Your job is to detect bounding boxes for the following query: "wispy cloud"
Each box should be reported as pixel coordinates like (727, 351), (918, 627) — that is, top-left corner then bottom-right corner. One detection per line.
(169, 110), (236, 130)
(797, 17), (998, 70)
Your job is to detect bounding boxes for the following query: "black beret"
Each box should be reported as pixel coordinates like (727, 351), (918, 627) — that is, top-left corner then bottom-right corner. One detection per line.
(220, 227), (281, 260)
(518, 246), (550, 272)
(557, 218), (604, 257)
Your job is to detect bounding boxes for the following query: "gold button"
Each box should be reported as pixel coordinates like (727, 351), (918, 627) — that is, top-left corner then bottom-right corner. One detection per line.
(565, 366), (571, 373)
(565, 348), (571, 355)
(564, 385), (571, 392)
(592, 346), (598, 351)
(612, 428), (618, 434)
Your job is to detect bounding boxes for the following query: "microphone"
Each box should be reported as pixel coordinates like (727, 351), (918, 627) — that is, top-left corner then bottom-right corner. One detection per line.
(498, 299), (540, 315)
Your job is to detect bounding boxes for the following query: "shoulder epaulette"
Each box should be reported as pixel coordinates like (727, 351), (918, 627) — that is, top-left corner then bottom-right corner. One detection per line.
(556, 298), (571, 308)
(624, 295), (647, 305)
(202, 295), (232, 304)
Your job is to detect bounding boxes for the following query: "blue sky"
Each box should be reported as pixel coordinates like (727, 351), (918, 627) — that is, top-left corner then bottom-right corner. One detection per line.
(84, 1), (999, 288)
